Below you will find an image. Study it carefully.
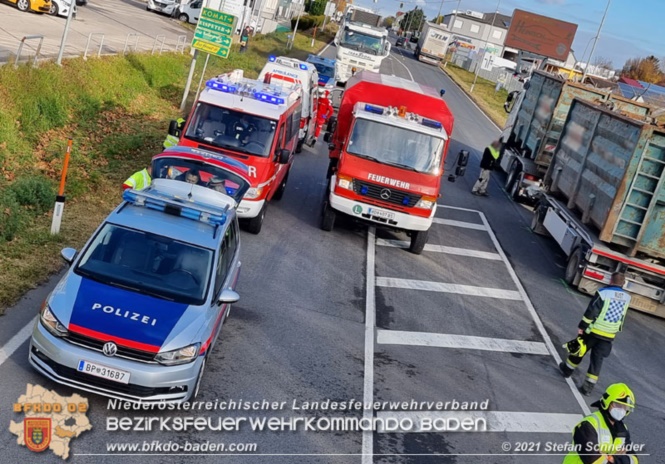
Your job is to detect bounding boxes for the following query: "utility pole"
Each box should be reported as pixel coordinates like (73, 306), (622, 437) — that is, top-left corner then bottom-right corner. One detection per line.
(56, 3), (77, 65)
(582, 0), (611, 83)
(470, 0), (500, 93)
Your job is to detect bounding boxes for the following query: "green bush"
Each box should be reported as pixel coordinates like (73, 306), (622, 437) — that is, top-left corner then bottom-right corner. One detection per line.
(0, 190), (26, 242)
(291, 15), (325, 31)
(8, 177), (56, 214)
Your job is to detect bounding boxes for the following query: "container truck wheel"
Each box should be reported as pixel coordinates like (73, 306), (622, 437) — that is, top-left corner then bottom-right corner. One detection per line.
(409, 230), (429, 255)
(321, 201), (336, 232)
(245, 204), (266, 235)
(505, 162), (520, 191)
(565, 248), (585, 286)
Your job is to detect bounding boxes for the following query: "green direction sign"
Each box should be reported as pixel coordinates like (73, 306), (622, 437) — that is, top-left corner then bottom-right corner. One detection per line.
(192, 8), (237, 59)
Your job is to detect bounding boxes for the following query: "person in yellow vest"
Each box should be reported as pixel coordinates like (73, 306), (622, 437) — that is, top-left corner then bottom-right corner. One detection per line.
(563, 383), (638, 464)
(163, 118), (186, 149)
(559, 272), (631, 396)
(471, 140), (500, 196)
(122, 166), (152, 191)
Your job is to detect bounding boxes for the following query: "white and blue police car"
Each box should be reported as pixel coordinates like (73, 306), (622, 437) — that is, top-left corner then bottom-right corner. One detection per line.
(29, 161), (251, 403)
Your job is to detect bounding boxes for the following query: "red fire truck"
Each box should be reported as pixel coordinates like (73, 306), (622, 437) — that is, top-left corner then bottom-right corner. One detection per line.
(322, 71), (457, 254)
(170, 69), (303, 234)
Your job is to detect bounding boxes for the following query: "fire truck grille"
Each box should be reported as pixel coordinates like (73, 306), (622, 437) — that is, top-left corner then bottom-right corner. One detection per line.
(352, 180), (421, 207)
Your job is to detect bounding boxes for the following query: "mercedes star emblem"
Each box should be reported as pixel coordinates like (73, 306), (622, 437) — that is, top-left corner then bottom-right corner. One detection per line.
(380, 189), (391, 200)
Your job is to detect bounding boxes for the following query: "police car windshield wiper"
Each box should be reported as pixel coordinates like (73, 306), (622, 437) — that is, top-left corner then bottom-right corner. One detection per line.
(106, 279), (175, 302)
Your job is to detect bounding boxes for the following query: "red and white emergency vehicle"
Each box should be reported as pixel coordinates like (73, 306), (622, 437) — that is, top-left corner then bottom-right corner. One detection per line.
(172, 69), (302, 234)
(259, 56), (319, 152)
(322, 71), (456, 254)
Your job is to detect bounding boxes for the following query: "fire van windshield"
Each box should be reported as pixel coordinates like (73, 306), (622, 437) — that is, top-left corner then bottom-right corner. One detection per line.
(346, 119), (444, 174)
(184, 102), (277, 158)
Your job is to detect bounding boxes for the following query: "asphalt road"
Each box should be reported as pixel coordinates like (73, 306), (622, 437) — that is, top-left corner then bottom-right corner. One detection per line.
(0, 39), (663, 464)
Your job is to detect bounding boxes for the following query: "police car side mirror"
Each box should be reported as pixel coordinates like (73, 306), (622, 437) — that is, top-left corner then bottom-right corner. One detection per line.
(60, 247), (77, 265)
(218, 289), (240, 305)
(278, 148), (290, 164)
(168, 120), (179, 136)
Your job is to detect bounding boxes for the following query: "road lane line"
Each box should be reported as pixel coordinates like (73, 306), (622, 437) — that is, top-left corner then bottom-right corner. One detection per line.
(361, 227), (377, 464)
(375, 411), (582, 433)
(390, 49), (414, 81)
(376, 277), (522, 300)
(376, 239), (502, 260)
(0, 316), (36, 368)
(438, 204), (485, 214)
(476, 212), (592, 415)
(432, 218), (486, 230)
(377, 330), (549, 355)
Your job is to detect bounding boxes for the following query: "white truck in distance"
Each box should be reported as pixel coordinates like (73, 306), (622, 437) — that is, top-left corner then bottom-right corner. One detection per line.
(415, 22), (451, 65)
(334, 5), (390, 84)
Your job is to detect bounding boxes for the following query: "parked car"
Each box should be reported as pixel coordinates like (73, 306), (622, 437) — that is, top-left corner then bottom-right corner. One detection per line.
(48, 0), (75, 17)
(395, 37), (406, 47)
(4, 0), (51, 13)
(176, 0), (202, 24)
(147, 0), (177, 16)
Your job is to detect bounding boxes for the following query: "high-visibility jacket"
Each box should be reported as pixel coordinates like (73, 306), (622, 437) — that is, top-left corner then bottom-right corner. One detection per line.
(563, 411), (638, 463)
(123, 168), (151, 191)
(581, 286), (631, 340)
(163, 118), (185, 148)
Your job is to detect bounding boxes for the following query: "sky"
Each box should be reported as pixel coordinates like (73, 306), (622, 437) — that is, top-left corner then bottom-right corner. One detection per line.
(350, 0), (665, 70)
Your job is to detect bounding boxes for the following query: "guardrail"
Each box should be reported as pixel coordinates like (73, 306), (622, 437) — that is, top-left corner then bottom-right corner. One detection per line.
(15, 35), (44, 68)
(83, 33), (105, 60)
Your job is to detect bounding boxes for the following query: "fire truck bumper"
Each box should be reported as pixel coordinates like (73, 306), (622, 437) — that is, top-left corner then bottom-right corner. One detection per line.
(329, 192), (433, 231)
(237, 199), (266, 218)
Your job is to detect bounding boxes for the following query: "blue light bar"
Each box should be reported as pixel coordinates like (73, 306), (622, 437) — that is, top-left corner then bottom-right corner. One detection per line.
(254, 91), (285, 105)
(122, 189), (228, 226)
(299, 63), (308, 70)
(421, 118), (443, 129)
(206, 79), (237, 93)
(269, 55), (276, 62)
(364, 104), (384, 115)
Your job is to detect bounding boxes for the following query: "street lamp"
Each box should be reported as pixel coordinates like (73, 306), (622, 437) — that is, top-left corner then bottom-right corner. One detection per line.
(56, 2), (77, 65)
(470, 0), (501, 93)
(582, 0), (611, 82)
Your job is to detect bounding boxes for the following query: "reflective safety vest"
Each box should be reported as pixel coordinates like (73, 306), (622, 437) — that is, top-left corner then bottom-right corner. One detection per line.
(563, 411), (638, 464)
(587, 287), (631, 339)
(124, 168), (151, 190)
(163, 134), (179, 149)
(488, 145), (500, 160)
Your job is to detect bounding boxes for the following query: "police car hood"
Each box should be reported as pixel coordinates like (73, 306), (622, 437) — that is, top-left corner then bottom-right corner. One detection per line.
(51, 274), (205, 353)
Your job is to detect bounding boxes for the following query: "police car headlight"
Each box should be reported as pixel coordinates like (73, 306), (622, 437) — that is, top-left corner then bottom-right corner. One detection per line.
(244, 187), (264, 200)
(40, 304), (69, 337)
(337, 175), (353, 190)
(415, 196), (437, 210)
(155, 343), (200, 365)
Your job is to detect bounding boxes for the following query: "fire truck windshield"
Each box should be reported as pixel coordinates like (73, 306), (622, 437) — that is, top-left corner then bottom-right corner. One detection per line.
(347, 119), (444, 174)
(184, 102), (277, 158)
(341, 30), (384, 55)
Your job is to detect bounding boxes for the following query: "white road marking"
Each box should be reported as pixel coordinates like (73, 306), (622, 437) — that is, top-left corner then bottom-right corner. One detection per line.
(0, 316), (37, 368)
(377, 330), (549, 355)
(438, 204), (487, 213)
(390, 49), (414, 81)
(376, 277), (522, 300)
(376, 411), (582, 433)
(361, 227), (377, 464)
(476, 212), (592, 415)
(432, 217), (486, 230)
(376, 239), (502, 260)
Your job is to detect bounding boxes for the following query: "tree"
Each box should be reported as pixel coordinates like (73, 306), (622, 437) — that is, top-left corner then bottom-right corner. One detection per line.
(592, 56), (614, 71)
(622, 55), (664, 84)
(309, 0), (326, 16)
(382, 16), (395, 28)
(400, 7), (424, 33)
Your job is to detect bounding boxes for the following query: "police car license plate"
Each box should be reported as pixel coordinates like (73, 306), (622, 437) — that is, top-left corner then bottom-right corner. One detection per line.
(77, 360), (130, 384)
(368, 207), (395, 220)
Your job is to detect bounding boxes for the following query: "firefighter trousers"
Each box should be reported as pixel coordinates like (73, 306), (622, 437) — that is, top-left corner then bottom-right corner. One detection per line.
(565, 335), (613, 385)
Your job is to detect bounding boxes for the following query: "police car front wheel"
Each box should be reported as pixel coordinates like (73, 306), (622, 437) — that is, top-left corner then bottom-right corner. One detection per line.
(187, 357), (207, 402)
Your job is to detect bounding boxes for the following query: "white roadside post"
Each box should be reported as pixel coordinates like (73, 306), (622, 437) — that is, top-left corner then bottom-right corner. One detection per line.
(55, 2), (77, 66)
(51, 139), (73, 235)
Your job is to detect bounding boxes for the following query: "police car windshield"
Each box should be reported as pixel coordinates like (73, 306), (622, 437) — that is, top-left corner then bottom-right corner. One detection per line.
(184, 102), (277, 158)
(75, 224), (213, 306)
(341, 30), (384, 55)
(347, 119), (444, 174)
(311, 62), (334, 77)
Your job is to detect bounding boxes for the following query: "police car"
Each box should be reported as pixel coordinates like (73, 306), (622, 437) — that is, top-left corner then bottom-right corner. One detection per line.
(306, 54), (337, 87)
(29, 161), (250, 403)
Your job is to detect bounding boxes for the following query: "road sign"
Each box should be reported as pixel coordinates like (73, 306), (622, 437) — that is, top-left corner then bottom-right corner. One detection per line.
(324, 1), (336, 17)
(192, 8), (237, 59)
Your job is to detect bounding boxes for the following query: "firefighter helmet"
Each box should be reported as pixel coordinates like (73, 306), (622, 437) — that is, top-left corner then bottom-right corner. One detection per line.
(595, 383), (635, 414)
(563, 337), (587, 357)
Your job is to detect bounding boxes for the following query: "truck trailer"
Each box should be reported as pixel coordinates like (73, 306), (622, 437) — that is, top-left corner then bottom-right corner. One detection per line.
(531, 97), (665, 319)
(500, 70), (651, 202)
(415, 22), (451, 66)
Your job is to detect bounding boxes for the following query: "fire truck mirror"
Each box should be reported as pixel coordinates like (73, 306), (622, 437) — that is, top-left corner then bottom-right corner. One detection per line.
(168, 120), (180, 136)
(457, 150), (469, 167)
(278, 148), (291, 164)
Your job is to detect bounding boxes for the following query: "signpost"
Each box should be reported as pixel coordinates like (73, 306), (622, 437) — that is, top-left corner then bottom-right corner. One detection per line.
(192, 8), (237, 59)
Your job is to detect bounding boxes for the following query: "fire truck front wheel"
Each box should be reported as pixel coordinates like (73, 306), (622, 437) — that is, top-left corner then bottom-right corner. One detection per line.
(272, 173), (289, 201)
(409, 229), (429, 255)
(321, 201), (336, 232)
(245, 204), (267, 235)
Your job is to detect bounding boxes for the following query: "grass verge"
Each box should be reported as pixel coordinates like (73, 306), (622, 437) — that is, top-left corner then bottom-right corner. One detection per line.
(440, 63), (509, 128)
(0, 29), (334, 315)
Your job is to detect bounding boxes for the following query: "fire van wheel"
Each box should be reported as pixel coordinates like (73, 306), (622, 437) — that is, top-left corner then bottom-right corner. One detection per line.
(187, 357), (206, 402)
(409, 230), (429, 255)
(321, 201), (336, 232)
(272, 173), (289, 201)
(245, 204), (266, 235)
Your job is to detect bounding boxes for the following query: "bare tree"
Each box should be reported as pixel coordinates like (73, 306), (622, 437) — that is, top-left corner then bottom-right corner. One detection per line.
(592, 56), (613, 70)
